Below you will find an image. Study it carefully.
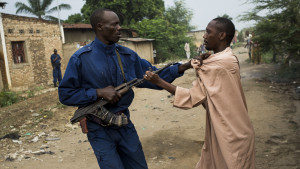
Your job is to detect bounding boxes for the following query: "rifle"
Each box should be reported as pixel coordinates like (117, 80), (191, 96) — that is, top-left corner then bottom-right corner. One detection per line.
(70, 62), (175, 126)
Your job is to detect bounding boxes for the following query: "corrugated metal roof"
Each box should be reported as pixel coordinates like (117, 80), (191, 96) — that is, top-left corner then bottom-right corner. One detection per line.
(120, 38), (154, 42)
(63, 24), (92, 29)
(0, 13), (58, 24)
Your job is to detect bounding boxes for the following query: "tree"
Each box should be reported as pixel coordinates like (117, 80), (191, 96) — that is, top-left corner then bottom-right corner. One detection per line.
(131, 18), (191, 62)
(218, 14), (233, 20)
(239, 0), (300, 63)
(15, 0), (71, 21)
(237, 30), (244, 43)
(76, 0), (195, 62)
(64, 13), (84, 24)
(80, 0), (165, 25)
(131, 0), (195, 62)
(165, 0), (195, 31)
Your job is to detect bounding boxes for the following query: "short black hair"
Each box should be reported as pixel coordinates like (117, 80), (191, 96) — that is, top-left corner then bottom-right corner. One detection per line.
(212, 17), (235, 45)
(90, 8), (112, 32)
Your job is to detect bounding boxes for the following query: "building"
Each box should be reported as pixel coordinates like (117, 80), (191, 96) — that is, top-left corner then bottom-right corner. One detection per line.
(61, 24), (95, 68)
(62, 23), (155, 66)
(187, 30), (205, 48)
(0, 16), (155, 92)
(0, 13), (63, 91)
(119, 38), (155, 64)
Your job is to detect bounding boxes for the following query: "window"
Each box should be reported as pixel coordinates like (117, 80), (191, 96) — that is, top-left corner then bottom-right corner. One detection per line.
(36, 29), (40, 33)
(29, 29), (33, 34)
(8, 29), (13, 33)
(11, 41), (26, 64)
(19, 29), (24, 34)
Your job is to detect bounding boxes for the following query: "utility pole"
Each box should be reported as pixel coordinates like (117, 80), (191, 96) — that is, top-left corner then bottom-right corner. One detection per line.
(56, 0), (61, 27)
(56, 0), (64, 43)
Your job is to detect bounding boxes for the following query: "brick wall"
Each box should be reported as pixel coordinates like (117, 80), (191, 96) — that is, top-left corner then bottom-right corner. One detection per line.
(2, 14), (63, 91)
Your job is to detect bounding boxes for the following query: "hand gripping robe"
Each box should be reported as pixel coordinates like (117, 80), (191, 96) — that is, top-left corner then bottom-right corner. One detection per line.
(174, 47), (255, 169)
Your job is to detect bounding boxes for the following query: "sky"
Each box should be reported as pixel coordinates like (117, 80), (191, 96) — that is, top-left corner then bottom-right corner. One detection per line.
(1, 0), (258, 31)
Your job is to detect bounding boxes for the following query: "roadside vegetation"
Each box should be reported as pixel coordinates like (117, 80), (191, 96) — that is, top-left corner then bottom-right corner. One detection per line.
(0, 86), (47, 108)
(238, 0), (300, 81)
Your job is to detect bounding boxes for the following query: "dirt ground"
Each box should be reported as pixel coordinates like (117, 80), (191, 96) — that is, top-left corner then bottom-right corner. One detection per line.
(0, 46), (299, 169)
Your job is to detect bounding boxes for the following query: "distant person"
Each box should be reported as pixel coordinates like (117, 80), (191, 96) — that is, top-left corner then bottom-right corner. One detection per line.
(251, 32), (261, 65)
(244, 31), (252, 60)
(144, 17), (256, 169)
(153, 49), (157, 64)
(184, 42), (191, 59)
(50, 49), (62, 87)
(200, 43), (205, 54)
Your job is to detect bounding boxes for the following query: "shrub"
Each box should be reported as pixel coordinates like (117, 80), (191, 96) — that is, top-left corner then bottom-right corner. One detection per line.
(0, 90), (21, 107)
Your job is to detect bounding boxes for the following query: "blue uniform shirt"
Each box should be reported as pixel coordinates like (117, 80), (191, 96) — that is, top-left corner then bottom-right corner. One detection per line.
(51, 54), (61, 68)
(58, 37), (183, 119)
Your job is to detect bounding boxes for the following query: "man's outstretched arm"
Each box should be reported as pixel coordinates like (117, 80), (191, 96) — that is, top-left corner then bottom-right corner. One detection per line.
(178, 60), (192, 73)
(144, 71), (176, 95)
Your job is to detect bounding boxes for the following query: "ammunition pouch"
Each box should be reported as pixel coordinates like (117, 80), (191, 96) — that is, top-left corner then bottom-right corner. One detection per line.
(95, 106), (128, 127)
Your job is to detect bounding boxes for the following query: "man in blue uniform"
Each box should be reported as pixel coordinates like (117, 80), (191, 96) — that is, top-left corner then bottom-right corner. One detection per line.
(58, 8), (192, 169)
(50, 49), (62, 87)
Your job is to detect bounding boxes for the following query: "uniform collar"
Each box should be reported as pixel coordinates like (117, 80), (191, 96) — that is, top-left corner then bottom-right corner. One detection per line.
(94, 37), (116, 52)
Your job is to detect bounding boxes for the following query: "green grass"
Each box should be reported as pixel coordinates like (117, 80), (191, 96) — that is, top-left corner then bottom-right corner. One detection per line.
(262, 51), (274, 64)
(26, 86), (45, 98)
(232, 42), (244, 48)
(0, 85), (46, 107)
(0, 90), (22, 107)
(55, 101), (67, 109)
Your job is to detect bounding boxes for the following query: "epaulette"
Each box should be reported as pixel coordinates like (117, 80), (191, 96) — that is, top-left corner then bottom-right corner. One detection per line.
(73, 41), (94, 57)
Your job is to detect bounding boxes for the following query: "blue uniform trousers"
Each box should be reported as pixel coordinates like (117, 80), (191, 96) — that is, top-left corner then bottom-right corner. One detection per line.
(87, 121), (148, 169)
(52, 67), (62, 84)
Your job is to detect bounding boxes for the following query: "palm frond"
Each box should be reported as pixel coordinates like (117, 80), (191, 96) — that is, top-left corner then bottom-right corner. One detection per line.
(44, 15), (61, 22)
(47, 4), (71, 14)
(28, 0), (40, 14)
(15, 2), (35, 15)
(41, 0), (54, 11)
(15, 0), (71, 19)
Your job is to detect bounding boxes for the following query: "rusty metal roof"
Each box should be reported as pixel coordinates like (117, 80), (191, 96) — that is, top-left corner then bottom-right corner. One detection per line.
(63, 24), (92, 29)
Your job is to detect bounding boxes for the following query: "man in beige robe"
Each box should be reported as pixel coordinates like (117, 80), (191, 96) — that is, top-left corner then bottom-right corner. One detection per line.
(144, 17), (255, 169)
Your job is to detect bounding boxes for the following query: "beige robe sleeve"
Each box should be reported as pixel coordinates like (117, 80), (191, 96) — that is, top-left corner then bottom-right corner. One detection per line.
(173, 78), (206, 109)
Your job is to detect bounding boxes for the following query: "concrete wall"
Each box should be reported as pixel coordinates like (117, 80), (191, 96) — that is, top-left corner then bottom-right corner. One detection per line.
(0, 49), (3, 90)
(2, 14), (63, 91)
(62, 40), (155, 70)
(187, 30), (205, 48)
(62, 29), (94, 68)
(119, 41), (154, 64)
(64, 29), (94, 44)
(62, 42), (82, 68)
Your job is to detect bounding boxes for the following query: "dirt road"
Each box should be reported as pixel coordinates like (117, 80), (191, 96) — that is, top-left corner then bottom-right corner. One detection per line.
(1, 46), (299, 169)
